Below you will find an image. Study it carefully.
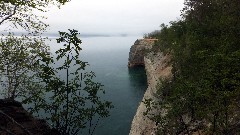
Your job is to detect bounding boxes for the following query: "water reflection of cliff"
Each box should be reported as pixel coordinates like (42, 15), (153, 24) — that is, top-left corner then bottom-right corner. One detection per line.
(128, 66), (147, 97)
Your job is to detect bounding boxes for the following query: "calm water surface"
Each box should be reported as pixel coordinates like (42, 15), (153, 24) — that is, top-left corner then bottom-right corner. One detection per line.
(49, 36), (147, 135)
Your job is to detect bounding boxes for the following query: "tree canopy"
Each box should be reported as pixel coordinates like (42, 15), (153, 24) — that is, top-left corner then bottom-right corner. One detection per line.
(0, 0), (113, 134)
(144, 0), (240, 134)
(0, 0), (70, 32)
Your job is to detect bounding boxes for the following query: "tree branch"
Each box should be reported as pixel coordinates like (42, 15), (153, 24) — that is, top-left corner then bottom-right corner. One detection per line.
(0, 110), (32, 135)
(0, 126), (16, 135)
(0, 4), (18, 25)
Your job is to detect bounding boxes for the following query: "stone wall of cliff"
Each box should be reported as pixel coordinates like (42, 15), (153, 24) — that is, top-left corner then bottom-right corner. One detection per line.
(128, 39), (156, 67)
(129, 40), (172, 135)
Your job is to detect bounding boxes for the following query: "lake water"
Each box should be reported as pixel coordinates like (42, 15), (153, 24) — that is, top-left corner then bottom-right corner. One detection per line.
(48, 36), (147, 135)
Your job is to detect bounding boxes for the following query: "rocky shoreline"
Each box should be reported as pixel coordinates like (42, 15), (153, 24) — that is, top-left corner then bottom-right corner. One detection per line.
(128, 39), (172, 135)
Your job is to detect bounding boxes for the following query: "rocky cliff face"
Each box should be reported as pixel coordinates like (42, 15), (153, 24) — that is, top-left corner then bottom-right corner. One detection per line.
(0, 99), (59, 135)
(128, 39), (157, 67)
(129, 40), (172, 135)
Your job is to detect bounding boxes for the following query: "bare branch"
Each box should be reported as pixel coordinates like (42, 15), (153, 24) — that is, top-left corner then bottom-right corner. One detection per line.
(0, 127), (16, 135)
(0, 126), (17, 135)
(0, 110), (32, 135)
(0, 4), (18, 25)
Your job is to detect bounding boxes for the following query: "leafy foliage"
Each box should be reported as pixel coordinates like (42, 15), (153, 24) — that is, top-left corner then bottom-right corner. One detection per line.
(144, 0), (240, 134)
(0, 33), (49, 100)
(25, 29), (113, 135)
(0, 0), (113, 134)
(0, 0), (70, 32)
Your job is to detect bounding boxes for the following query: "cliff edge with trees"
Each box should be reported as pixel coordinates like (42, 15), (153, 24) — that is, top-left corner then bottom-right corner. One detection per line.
(130, 0), (240, 134)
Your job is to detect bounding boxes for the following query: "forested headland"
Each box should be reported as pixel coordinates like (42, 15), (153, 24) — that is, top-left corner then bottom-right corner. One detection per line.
(143, 0), (240, 134)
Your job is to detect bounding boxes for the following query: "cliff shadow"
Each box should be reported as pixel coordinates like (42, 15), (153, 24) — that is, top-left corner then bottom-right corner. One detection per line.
(128, 66), (148, 96)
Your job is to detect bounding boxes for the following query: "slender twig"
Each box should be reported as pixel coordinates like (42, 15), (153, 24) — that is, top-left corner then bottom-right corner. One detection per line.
(89, 116), (92, 135)
(90, 117), (100, 135)
(73, 128), (81, 135)
(65, 54), (70, 134)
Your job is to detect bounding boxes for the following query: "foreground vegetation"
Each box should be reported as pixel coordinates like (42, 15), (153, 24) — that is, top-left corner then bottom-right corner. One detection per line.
(144, 0), (240, 134)
(0, 0), (112, 134)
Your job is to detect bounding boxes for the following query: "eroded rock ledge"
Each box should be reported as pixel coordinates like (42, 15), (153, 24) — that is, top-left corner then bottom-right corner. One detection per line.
(129, 39), (172, 135)
(128, 39), (157, 67)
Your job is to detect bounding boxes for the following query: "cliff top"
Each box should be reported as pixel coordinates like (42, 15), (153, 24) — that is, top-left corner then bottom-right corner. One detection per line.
(134, 38), (158, 45)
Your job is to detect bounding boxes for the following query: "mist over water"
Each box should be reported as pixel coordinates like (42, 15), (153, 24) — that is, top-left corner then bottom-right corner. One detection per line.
(48, 36), (147, 135)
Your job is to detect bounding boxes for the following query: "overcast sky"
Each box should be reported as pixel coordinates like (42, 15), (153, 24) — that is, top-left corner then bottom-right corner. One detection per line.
(0, 0), (183, 36)
(41, 0), (184, 36)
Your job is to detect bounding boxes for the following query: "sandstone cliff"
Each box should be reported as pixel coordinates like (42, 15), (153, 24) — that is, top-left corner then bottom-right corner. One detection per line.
(129, 39), (172, 135)
(128, 39), (157, 67)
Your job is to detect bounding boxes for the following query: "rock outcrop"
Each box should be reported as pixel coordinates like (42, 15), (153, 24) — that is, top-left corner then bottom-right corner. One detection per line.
(0, 99), (59, 135)
(128, 39), (157, 67)
(129, 40), (172, 135)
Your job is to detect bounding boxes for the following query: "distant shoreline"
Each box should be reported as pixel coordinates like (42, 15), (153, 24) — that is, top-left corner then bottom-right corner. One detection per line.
(0, 32), (138, 38)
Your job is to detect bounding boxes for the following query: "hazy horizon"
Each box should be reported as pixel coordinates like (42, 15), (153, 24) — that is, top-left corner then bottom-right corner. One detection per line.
(0, 0), (184, 37)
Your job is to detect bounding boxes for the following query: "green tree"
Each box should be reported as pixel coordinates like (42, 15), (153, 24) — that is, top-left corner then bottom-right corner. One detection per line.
(144, 0), (240, 134)
(0, 0), (69, 32)
(0, 33), (49, 100)
(0, 0), (71, 100)
(24, 29), (113, 135)
(0, 0), (113, 134)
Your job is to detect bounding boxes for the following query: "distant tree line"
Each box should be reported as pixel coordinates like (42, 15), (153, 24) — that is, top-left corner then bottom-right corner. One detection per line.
(143, 30), (161, 39)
